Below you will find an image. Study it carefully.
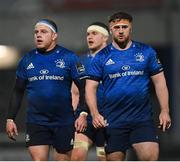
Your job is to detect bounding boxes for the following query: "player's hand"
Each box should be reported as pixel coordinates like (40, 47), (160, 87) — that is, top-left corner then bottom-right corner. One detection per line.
(92, 113), (106, 128)
(158, 110), (171, 132)
(6, 119), (18, 141)
(75, 115), (87, 133)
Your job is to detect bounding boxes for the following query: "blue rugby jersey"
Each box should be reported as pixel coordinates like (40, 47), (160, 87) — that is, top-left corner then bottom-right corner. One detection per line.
(76, 53), (104, 123)
(87, 41), (163, 128)
(16, 45), (85, 127)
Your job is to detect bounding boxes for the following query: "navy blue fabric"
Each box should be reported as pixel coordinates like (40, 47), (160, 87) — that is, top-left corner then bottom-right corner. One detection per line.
(87, 41), (163, 128)
(17, 45), (85, 126)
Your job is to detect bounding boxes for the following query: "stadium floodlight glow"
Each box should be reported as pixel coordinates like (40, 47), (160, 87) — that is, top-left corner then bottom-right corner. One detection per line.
(0, 45), (19, 69)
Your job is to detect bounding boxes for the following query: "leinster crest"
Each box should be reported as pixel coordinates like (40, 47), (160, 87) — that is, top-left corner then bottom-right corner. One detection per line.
(55, 59), (65, 68)
(135, 53), (144, 62)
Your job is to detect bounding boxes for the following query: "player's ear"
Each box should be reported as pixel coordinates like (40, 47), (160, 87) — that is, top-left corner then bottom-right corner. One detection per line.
(52, 33), (58, 40)
(103, 35), (109, 42)
(130, 24), (133, 33)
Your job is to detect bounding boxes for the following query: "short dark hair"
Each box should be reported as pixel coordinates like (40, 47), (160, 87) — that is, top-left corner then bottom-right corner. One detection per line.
(88, 22), (109, 33)
(108, 11), (133, 23)
(37, 18), (58, 33)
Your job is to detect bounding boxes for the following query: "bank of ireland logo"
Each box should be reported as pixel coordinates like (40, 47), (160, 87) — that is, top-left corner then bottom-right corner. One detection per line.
(55, 59), (65, 68)
(122, 65), (130, 71)
(40, 69), (49, 74)
(135, 53), (144, 62)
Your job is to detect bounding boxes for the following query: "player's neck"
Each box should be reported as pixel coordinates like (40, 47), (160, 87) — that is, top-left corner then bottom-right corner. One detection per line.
(38, 44), (57, 54)
(46, 42), (57, 52)
(90, 49), (101, 57)
(90, 43), (107, 56)
(112, 40), (132, 51)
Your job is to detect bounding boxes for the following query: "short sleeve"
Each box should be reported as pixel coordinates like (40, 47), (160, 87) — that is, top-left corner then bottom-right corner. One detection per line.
(87, 53), (103, 82)
(16, 56), (27, 80)
(148, 47), (163, 76)
(70, 53), (86, 80)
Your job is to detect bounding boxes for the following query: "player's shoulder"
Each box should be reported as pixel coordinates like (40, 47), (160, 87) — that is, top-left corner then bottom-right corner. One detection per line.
(22, 48), (35, 57)
(94, 44), (112, 61)
(132, 41), (155, 52)
(79, 52), (89, 60)
(56, 45), (76, 56)
(18, 49), (36, 63)
(98, 44), (112, 56)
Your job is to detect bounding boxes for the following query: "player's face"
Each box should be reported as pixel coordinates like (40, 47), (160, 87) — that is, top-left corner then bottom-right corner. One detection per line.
(110, 19), (132, 45)
(87, 30), (107, 53)
(34, 25), (57, 51)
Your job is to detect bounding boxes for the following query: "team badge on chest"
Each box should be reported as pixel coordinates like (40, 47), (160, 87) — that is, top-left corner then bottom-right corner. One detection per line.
(55, 59), (65, 68)
(135, 53), (144, 62)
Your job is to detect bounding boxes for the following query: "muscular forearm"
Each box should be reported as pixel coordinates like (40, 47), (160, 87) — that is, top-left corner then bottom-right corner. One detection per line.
(152, 72), (169, 112)
(85, 79), (99, 117)
(86, 79), (106, 128)
(153, 72), (171, 131)
(74, 78), (89, 113)
(71, 82), (80, 111)
(155, 81), (169, 112)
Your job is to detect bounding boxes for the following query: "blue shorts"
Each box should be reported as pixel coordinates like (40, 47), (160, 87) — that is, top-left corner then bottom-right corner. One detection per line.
(82, 123), (105, 147)
(105, 120), (159, 154)
(26, 123), (75, 153)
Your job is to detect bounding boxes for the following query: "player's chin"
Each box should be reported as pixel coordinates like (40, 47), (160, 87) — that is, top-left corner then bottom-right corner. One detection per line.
(36, 44), (45, 48)
(88, 44), (94, 49)
(36, 45), (44, 49)
(118, 37), (126, 42)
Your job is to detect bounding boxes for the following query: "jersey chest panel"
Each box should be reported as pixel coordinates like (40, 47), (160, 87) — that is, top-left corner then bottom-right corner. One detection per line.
(102, 50), (149, 81)
(25, 55), (71, 83)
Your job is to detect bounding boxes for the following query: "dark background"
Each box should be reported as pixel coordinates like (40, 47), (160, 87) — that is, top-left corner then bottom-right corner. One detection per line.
(0, 0), (179, 160)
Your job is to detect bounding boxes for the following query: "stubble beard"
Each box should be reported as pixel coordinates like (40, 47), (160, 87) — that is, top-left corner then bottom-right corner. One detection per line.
(114, 36), (130, 49)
